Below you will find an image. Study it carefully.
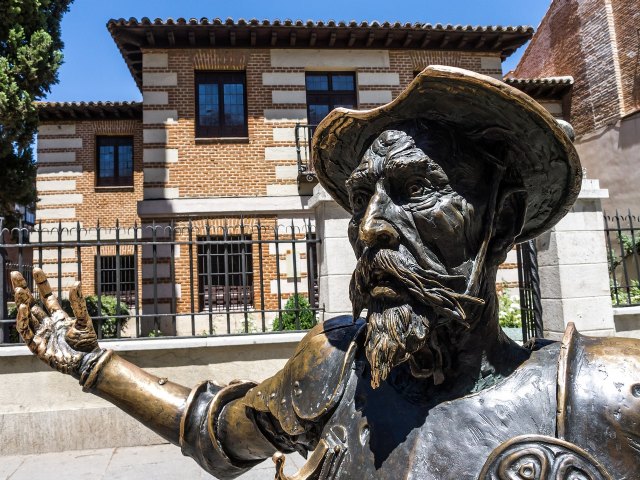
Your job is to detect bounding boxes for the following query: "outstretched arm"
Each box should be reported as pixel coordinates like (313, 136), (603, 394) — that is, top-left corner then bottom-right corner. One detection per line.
(11, 268), (294, 479)
(11, 268), (190, 445)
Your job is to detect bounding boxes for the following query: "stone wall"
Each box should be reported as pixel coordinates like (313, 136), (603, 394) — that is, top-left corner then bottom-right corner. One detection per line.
(0, 333), (303, 455)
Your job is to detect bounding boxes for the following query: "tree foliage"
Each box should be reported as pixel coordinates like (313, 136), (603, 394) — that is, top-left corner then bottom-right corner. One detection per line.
(0, 0), (72, 226)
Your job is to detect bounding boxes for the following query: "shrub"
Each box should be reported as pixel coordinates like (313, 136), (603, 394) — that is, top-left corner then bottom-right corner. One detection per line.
(85, 296), (130, 339)
(498, 290), (522, 329)
(8, 295), (129, 339)
(273, 294), (316, 331)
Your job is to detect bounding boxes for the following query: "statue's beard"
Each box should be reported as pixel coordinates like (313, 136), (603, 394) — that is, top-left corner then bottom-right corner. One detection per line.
(350, 247), (483, 389)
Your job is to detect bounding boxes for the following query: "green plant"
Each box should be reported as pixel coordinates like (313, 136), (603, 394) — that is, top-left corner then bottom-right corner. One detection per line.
(147, 329), (163, 338)
(273, 294), (316, 331)
(84, 295), (130, 339)
(498, 290), (522, 329)
(611, 279), (640, 305)
(7, 295), (129, 340)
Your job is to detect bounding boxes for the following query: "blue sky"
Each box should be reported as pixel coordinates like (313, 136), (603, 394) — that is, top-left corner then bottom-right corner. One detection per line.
(47, 0), (552, 102)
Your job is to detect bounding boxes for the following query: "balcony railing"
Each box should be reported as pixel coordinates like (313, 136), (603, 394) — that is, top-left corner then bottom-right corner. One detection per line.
(295, 123), (317, 182)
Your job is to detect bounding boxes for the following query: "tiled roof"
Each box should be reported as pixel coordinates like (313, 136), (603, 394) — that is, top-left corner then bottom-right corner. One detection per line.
(505, 76), (574, 99)
(36, 101), (142, 120)
(108, 17), (534, 89)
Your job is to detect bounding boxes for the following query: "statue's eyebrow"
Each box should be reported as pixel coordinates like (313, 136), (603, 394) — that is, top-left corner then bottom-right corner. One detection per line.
(384, 154), (431, 175)
(346, 167), (376, 192)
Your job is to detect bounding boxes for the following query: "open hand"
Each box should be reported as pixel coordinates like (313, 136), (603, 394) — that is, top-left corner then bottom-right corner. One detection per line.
(11, 268), (100, 377)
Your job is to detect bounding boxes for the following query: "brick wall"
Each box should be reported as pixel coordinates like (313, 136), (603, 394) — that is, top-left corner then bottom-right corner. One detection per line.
(34, 46), (505, 333)
(610, 0), (640, 113)
(514, 0), (638, 135)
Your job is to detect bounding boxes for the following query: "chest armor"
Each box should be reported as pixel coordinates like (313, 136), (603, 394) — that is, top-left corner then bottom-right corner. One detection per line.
(253, 319), (639, 480)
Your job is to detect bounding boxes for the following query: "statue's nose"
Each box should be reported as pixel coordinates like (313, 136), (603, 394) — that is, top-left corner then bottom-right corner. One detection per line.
(359, 205), (400, 249)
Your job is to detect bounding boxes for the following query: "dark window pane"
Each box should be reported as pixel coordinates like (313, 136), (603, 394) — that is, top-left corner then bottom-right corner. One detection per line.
(96, 136), (134, 187)
(305, 72), (357, 124)
(118, 145), (133, 177)
(308, 104), (330, 124)
(196, 72), (247, 137)
(99, 146), (115, 178)
(223, 83), (245, 126)
(306, 75), (329, 91)
(198, 83), (219, 126)
(197, 235), (254, 311)
(332, 75), (355, 91)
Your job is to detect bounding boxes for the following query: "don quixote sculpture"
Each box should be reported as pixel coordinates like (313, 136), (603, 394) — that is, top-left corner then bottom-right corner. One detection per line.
(11, 67), (640, 479)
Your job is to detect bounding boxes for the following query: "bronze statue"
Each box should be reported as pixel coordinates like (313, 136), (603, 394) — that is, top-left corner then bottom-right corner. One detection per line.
(11, 66), (640, 479)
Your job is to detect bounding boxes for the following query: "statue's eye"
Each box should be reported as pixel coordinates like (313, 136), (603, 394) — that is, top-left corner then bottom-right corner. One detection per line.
(351, 191), (370, 212)
(406, 179), (431, 198)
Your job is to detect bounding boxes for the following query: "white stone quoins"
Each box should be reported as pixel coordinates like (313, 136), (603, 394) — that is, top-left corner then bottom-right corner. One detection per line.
(143, 129), (168, 144)
(356, 72), (400, 86)
(38, 124), (76, 136)
(37, 152), (76, 163)
(142, 72), (177, 87)
(36, 180), (76, 192)
(38, 194), (83, 206)
(144, 168), (170, 183)
(142, 91), (169, 105)
(262, 72), (306, 86)
(143, 110), (178, 124)
(272, 91), (306, 104)
(143, 148), (178, 163)
(143, 53), (169, 69)
(358, 90), (393, 105)
(37, 165), (82, 176)
(264, 147), (298, 161)
(37, 138), (83, 150)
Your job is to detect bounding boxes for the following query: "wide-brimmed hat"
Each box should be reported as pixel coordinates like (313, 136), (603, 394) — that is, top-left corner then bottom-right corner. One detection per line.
(311, 65), (582, 242)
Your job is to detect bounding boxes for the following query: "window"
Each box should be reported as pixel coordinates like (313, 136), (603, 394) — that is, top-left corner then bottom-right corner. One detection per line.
(96, 255), (136, 304)
(195, 72), (248, 138)
(197, 235), (253, 310)
(305, 72), (357, 125)
(96, 136), (133, 187)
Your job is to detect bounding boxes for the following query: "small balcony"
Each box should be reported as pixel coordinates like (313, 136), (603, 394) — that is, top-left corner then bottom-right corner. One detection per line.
(295, 123), (318, 184)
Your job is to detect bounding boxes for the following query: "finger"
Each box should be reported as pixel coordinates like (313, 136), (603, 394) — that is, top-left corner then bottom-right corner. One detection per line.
(33, 268), (63, 315)
(69, 281), (91, 329)
(16, 304), (35, 347)
(30, 304), (46, 331)
(10, 271), (27, 289)
(14, 287), (34, 308)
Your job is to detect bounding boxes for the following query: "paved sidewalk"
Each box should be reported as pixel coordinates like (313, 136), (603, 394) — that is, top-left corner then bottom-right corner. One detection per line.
(0, 443), (305, 480)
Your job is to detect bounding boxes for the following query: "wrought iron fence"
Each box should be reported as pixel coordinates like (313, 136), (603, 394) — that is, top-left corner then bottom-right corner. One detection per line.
(0, 219), (322, 345)
(604, 211), (640, 306)
(516, 240), (543, 342)
(294, 123), (317, 180)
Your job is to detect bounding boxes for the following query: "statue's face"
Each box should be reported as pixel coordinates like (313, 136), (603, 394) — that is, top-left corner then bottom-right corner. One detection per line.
(346, 129), (488, 388)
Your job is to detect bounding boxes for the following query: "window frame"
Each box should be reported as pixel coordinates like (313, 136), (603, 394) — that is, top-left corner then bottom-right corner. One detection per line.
(195, 71), (248, 139)
(95, 254), (136, 305)
(197, 234), (254, 311)
(305, 72), (357, 125)
(95, 136), (134, 187)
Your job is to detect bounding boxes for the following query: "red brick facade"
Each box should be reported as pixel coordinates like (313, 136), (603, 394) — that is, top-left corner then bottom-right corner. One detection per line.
(34, 20), (529, 334)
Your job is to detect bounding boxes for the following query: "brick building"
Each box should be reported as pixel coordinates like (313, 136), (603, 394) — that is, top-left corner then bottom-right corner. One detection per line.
(34, 18), (538, 336)
(512, 0), (640, 211)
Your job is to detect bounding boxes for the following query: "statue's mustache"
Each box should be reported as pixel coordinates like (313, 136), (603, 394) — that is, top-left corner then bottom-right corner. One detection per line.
(350, 248), (484, 326)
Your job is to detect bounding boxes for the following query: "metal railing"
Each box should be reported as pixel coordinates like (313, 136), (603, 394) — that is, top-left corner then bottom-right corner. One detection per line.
(0, 219), (322, 345)
(604, 211), (640, 306)
(294, 123), (317, 181)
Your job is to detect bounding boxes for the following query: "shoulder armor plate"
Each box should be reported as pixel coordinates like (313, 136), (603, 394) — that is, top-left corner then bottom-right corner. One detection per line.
(243, 316), (366, 436)
(558, 323), (640, 479)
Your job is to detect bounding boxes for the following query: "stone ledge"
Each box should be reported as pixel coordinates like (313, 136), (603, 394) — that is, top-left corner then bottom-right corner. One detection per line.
(0, 332), (306, 358)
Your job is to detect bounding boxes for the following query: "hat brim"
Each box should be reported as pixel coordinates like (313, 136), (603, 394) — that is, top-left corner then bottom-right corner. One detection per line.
(311, 65), (582, 242)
